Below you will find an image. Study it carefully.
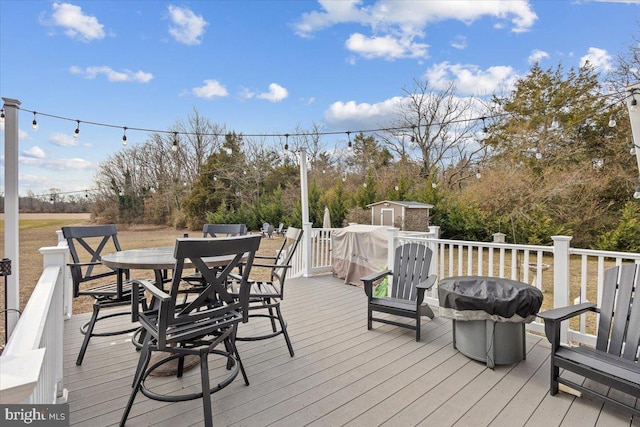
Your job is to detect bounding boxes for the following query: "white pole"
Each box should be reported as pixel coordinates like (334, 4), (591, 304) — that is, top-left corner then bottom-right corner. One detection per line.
(298, 149), (312, 277)
(3, 97), (21, 336)
(625, 83), (640, 176)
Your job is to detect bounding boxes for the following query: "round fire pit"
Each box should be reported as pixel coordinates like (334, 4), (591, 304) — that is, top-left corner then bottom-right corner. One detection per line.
(438, 276), (543, 368)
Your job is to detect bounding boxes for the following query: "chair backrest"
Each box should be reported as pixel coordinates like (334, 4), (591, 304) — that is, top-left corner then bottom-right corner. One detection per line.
(61, 224), (125, 296)
(155, 235), (261, 348)
(262, 222), (270, 232)
(390, 243), (433, 302)
(202, 223), (247, 238)
(271, 227), (303, 286)
(597, 264), (640, 361)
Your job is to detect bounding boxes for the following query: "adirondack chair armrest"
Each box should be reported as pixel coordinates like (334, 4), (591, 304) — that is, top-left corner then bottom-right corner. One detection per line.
(416, 275), (437, 305)
(361, 270), (391, 299)
(131, 279), (169, 322)
(538, 302), (597, 323)
(538, 302), (597, 348)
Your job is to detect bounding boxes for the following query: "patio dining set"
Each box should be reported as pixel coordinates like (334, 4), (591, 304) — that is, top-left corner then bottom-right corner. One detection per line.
(61, 222), (640, 426)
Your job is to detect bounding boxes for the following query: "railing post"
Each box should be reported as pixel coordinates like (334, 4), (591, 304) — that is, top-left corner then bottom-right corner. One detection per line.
(552, 235), (573, 344)
(387, 227), (399, 296)
(55, 230), (72, 320)
(302, 222), (313, 277)
(40, 245), (69, 403)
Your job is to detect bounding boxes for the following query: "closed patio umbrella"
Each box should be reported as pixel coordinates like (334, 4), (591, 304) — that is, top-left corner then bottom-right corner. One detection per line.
(323, 206), (331, 229)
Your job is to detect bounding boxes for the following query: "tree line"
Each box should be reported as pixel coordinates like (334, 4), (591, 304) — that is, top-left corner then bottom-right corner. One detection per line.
(90, 39), (640, 251)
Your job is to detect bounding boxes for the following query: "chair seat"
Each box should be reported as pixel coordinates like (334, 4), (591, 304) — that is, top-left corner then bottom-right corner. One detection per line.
(228, 281), (281, 299)
(79, 280), (140, 300)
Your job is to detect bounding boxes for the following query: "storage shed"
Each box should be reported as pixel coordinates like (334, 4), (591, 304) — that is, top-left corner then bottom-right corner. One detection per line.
(366, 200), (433, 231)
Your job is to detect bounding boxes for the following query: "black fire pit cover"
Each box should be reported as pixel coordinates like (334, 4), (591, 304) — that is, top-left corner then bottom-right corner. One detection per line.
(438, 276), (543, 322)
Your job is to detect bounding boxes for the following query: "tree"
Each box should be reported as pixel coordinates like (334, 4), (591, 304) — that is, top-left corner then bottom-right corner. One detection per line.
(385, 78), (488, 188)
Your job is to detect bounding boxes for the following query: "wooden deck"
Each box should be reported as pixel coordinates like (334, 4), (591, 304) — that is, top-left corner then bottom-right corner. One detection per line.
(64, 274), (638, 427)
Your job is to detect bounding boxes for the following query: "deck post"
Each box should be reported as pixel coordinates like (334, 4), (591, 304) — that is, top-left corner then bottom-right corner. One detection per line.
(3, 97), (21, 337)
(552, 235), (572, 344)
(386, 227), (399, 296)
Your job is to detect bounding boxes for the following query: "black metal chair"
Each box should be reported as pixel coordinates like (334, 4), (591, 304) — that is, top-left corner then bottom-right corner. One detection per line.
(120, 235), (261, 427)
(62, 224), (146, 366)
(361, 242), (437, 341)
(202, 223), (247, 237)
(538, 264), (640, 415)
(228, 227), (303, 357)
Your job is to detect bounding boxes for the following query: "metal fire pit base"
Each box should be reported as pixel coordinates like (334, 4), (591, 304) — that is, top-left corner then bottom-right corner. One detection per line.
(452, 319), (526, 369)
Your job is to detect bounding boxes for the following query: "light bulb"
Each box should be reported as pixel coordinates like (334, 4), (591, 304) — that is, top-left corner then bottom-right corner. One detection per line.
(171, 144), (178, 152)
(631, 97), (638, 112)
(32, 112), (38, 130)
(476, 172), (482, 179)
(631, 146), (636, 155)
(394, 185), (399, 191)
(608, 115), (616, 128)
(431, 182), (437, 189)
(535, 151), (542, 159)
(550, 116), (559, 130)
(363, 182), (367, 188)
(73, 120), (80, 138)
(0, 109), (4, 123)
(634, 188), (640, 199)
(122, 127), (127, 146)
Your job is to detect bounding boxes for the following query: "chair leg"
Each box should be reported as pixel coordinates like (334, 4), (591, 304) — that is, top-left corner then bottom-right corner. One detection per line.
(131, 334), (152, 388)
(276, 304), (294, 357)
(77, 304), (100, 365)
(550, 356), (559, 395)
(228, 335), (249, 386)
(367, 306), (372, 330)
(267, 301), (277, 333)
(199, 350), (213, 427)
(416, 315), (421, 342)
(121, 340), (151, 427)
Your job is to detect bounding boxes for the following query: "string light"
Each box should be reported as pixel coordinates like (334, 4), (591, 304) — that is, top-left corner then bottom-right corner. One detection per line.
(284, 133), (289, 151)
(635, 176), (640, 199)
(476, 170), (482, 179)
(481, 117), (488, 134)
(347, 131), (352, 150)
(32, 111), (38, 130)
(0, 108), (4, 123)
(122, 127), (127, 146)
(172, 132), (178, 152)
(608, 114), (617, 128)
(550, 115), (559, 130)
(73, 120), (80, 138)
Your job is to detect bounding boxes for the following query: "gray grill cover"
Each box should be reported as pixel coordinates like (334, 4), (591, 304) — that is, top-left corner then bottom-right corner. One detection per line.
(438, 276), (543, 323)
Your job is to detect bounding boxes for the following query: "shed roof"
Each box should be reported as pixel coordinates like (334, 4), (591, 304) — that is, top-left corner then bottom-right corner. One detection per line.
(366, 200), (434, 209)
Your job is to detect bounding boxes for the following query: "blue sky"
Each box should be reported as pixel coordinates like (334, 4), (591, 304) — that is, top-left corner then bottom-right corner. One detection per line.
(1, 0), (639, 197)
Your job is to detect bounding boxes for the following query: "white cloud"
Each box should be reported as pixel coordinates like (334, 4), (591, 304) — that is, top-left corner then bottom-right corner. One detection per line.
(294, 1), (537, 60)
(257, 83), (289, 102)
(580, 47), (613, 73)
(191, 79), (228, 99)
(345, 33), (428, 60)
(23, 146), (46, 159)
(168, 5), (208, 45)
(70, 65), (153, 83)
(324, 96), (404, 129)
(450, 35), (467, 50)
(425, 62), (518, 95)
(49, 132), (78, 147)
(528, 49), (549, 64)
(49, 2), (105, 42)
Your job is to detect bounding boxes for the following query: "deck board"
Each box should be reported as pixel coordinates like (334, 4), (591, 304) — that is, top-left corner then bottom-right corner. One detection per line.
(63, 274), (635, 426)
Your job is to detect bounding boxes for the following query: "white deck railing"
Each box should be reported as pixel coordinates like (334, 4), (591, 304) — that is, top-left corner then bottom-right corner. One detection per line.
(6, 227), (640, 406)
(0, 242), (69, 404)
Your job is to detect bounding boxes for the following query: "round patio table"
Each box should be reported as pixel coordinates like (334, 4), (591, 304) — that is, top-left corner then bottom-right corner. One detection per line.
(102, 244), (244, 376)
